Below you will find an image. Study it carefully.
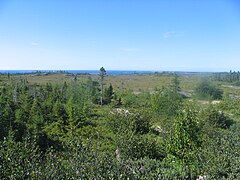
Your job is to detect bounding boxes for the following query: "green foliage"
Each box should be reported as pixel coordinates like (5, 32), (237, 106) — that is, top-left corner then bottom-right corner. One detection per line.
(171, 74), (181, 92)
(205, 108), (234, 129)
(116, 132), (165, 160)
(167, 105), (202, 177)
(103, 83), (114, 104)
(108, 111), (165, 160)
(99, 67), (107, 106)
(151, 86), (182, 117)
(108, 111), (151, 135)
(218, 96), (240, 118)
(0, 132), (42, 179)
(213, 70), (240, 82)
(198, 124), (240, 178)
(85, 77), (100, 104)
(0, 73), (240, 178)
(120, 90), (138, 107)
(195, 80), (223, 100)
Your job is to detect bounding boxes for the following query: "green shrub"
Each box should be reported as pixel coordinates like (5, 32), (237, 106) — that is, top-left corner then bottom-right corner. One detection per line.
(205, 109), (234, 129)
(151, 87), (182, 117)
(195, 80), (223, 100)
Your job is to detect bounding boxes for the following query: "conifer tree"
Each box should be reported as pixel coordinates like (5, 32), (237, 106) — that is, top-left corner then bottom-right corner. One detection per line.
(104, 83), (114, 104)
(66, 97), (79, 137)
(99, 67), (106, 106)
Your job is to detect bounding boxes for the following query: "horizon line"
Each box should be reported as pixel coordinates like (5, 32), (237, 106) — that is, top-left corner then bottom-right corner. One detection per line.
(0, 69), (233, 73)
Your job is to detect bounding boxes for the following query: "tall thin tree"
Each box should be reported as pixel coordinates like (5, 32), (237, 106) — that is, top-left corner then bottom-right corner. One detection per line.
(99, 67), (106, 106)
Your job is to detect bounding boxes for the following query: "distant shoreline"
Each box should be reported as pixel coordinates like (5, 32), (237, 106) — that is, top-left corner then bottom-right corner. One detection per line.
(0, 70), (153, 75)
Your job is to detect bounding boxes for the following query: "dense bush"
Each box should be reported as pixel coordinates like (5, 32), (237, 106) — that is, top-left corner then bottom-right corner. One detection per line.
(0, 133), (43, 179)
(205, 108), (234, 129)
(151, 87), (182, 117)
(195, 80), (223, 100)
(198, 124), (240, 179)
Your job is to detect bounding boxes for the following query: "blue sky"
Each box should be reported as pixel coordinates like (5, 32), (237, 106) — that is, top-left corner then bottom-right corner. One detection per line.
(0, 0), (240, 71)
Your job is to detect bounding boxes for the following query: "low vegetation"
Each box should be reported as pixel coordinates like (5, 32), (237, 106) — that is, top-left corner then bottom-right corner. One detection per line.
(0, 70), (240, 179)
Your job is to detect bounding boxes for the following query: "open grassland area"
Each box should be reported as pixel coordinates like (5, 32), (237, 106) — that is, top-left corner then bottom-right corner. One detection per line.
(104, 74), (174, 92)
(2, 72), (240, 101)
(1, 73), (203, 91)
(3, 72), (240, 95)
(7, 73), (74, 84)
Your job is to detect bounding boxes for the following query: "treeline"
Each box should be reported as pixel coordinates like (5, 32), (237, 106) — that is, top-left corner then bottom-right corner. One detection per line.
(0, 76), (118, 145)
(0, 73), (240, 179)
(213, 70), (240, 83)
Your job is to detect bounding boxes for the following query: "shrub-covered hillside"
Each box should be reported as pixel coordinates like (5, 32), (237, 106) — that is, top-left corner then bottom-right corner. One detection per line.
(0, 72), (240, 179)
